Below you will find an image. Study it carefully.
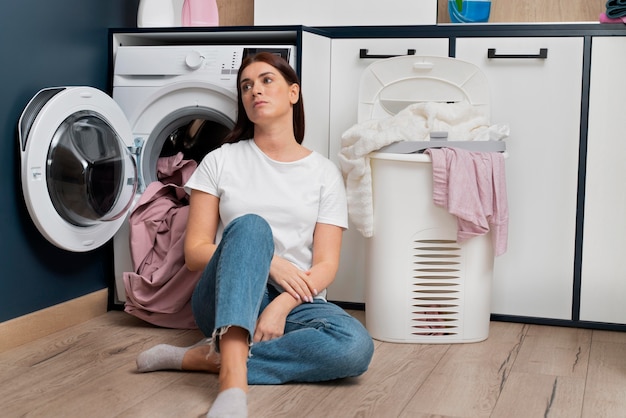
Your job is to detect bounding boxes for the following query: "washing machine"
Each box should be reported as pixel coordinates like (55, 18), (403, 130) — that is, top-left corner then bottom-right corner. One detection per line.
(18, 43), (296, 305)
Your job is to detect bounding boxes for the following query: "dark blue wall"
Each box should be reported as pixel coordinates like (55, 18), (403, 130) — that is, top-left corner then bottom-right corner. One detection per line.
(0, 0), (139, 322)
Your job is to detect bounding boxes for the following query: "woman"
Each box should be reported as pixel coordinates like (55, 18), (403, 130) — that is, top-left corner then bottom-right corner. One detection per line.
(136, 52), (374, 418)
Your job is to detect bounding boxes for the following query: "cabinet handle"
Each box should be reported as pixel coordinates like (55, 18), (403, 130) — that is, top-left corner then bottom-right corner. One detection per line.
(487, 48), (548, 59)
(359, 48), (416, 59)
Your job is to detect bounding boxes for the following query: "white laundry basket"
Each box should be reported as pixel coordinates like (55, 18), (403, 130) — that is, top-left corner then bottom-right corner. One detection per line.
(353, 54), (502, 343)
(365, 151), (495, 344)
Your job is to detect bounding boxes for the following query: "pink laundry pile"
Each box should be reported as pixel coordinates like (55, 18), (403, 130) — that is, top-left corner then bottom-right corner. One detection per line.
(123, 153), (201, 329)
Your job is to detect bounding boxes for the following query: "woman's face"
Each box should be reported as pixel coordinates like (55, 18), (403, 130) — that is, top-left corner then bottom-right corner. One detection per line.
(239, 61), (299, 126)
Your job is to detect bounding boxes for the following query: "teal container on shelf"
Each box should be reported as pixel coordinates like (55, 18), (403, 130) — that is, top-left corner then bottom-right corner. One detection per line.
(448, 0), (491, 23)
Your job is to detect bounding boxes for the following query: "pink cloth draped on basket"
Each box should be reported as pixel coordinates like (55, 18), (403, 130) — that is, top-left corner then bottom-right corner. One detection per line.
(123, 153), (201, 329)
(424, 147), (508, 256)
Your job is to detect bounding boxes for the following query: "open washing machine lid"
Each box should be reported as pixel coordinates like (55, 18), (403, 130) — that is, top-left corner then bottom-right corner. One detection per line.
(18, 87), (137, 252)
(358, 55), (490, 123)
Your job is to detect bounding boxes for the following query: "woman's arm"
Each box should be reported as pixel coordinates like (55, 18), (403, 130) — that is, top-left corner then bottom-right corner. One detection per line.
(268, 222), (343, 302)
(306, 222), (344, 293)
(184, 189), (220, 271)
(254, 222), (343, 342)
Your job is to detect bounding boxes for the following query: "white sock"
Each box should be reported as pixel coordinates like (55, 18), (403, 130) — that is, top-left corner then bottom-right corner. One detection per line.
(207, 388), (248, 418)
(136, 338), (212, 372)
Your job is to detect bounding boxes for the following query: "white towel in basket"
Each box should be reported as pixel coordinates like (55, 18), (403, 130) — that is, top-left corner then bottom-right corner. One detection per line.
(338, 102), (494, 237)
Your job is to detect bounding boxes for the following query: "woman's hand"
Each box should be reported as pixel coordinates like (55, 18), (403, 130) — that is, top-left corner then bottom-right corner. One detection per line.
(253, 294), (296, 342)
(269, 256), (316, 303)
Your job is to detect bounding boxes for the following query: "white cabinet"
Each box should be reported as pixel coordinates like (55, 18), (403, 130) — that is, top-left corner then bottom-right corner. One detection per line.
(580, 37), (626, 324)
(300, 31), (332, 157)
(322, 30), (625, 326)
(455, 37), (585, 319)
(326, 38), (449, 303)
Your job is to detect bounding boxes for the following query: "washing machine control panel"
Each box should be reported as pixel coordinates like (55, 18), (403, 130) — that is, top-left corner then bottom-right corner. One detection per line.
(113, 45), (296, 90)
(185, 50), (204, 70)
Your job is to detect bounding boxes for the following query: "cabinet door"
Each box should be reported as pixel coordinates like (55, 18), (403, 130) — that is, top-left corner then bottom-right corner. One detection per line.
(580, 37), (626, 324)
(456, 37), (584, 319)
(300, 31), (332, 157)
(327, 38), (449, 303)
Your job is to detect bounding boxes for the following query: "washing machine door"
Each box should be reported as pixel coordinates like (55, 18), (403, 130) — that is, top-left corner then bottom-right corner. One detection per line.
(18, 86), (138, 252)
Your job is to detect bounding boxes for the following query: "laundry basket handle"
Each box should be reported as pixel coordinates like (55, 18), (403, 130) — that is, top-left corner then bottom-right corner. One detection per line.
(359, 48), (417, 59)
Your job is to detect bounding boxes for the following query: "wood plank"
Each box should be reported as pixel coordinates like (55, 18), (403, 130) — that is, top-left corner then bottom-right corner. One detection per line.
(491, 0), (602, 23)
(317, 343), (449, 417)
(400, 322), (527, 417)
(117, 380), (219, 417)
(0, 311), (189, 368)
(218, 0), (254, 26)
(511, 325), (591, 378)
(0, 289), (108, 353)
(0, 362), (28, 383)
(4, 310), (626, 418)
(0, 311), (196, 417)
(582, 339), (626, 417)
(249, 384), (338, 417)
(591, 329), (626, 344)
(491, 372), (585, 418)
(437, 0), (602, 23)
(26, 360), (188, 418)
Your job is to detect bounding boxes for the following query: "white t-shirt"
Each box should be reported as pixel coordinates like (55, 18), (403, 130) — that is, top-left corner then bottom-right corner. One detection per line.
(185, 139), (348, 298)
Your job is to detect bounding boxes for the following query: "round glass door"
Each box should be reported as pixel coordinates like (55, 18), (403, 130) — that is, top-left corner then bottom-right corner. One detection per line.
(19, 86), (137, 252)
(47, 110), (137, 226)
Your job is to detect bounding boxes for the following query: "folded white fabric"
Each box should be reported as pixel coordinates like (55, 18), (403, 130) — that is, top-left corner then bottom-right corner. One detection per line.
(338, 102), (498, 237)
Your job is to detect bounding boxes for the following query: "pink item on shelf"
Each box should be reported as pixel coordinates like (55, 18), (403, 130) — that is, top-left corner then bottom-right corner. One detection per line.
(182, 0), (219, 27)
(599, 12), (626, 23)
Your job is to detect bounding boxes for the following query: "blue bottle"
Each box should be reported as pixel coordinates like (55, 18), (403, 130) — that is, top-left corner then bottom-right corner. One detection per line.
(448, 0), (491, 23)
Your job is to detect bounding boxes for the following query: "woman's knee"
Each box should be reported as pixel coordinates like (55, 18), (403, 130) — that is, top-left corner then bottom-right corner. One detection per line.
(224, 214), (274, 252)
(317, 311), (374, 377)
(340, 324), (375, 376)
(232, 213), (270, 230)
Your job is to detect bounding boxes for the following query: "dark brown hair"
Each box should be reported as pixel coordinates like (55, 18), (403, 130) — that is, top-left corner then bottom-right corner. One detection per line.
(222, 52), (305, 144)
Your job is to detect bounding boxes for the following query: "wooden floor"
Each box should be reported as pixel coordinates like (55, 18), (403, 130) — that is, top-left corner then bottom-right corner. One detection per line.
(1, 310), (625, 418)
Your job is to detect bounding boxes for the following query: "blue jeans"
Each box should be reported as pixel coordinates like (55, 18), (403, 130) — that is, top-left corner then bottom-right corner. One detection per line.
(191, 214), (374, 385)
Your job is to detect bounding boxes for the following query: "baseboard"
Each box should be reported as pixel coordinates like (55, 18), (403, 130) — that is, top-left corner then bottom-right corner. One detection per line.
(0, 289), (108, 353)
(330, 301), (365, 311)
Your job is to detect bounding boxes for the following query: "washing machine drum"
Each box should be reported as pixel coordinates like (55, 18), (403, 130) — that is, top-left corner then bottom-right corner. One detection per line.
(19, 87), (137, 252)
